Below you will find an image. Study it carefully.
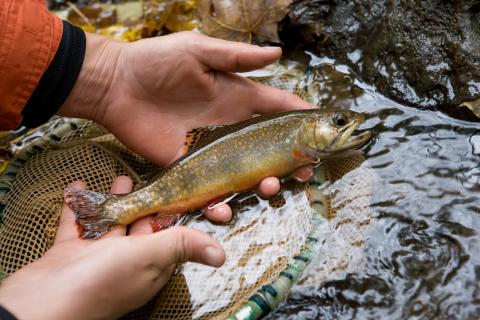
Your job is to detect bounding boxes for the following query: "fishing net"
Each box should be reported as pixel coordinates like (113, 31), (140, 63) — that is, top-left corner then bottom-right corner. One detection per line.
(0, 63), (375, 319)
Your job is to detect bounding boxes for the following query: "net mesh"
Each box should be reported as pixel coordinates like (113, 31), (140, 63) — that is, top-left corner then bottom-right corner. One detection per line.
(0, 64), (375, 319)
(0, 122), (135, 275)
(0, 120), (312, 319)
(293, 159), (376, 290)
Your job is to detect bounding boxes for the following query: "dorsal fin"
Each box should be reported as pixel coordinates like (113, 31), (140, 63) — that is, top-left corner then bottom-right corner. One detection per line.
(139, 125), (229, 184)
(183, 125), (226, 153)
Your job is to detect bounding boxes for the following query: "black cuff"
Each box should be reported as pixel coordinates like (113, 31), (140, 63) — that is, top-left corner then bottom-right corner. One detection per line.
(0, 305), (17, 320)
(21, 21), (86, 128)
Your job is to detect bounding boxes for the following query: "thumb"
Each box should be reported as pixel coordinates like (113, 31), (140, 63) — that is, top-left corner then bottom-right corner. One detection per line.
(192, 34), (282, 72)
(147, 226), (225, 268)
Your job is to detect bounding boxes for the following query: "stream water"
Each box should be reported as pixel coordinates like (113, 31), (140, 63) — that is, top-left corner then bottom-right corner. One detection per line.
(2, 50), (479, 319)
(270, 56), (480, 319)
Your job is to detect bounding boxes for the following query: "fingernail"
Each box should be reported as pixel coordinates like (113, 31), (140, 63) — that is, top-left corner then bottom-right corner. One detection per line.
(214, 205), (232, 222)
(204, 246), (224, 267)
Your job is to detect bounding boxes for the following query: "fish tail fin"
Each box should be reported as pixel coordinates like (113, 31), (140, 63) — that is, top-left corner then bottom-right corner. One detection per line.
(64, 188), (118, 239)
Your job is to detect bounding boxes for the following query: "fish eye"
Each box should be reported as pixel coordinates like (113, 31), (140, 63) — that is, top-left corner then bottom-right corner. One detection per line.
(333, 113), (348, 127)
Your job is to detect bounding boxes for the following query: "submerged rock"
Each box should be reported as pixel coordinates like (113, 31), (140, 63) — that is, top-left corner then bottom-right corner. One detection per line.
(283, 0), (480, 111)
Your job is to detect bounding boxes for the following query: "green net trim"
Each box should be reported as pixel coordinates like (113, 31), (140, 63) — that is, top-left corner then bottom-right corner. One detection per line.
(226, 190), (327, 319)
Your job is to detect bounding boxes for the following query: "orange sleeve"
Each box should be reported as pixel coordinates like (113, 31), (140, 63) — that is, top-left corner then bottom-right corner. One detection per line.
(0, 0), (63, 130)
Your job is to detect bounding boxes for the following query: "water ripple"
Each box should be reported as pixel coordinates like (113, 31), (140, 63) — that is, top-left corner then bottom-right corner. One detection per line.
(270, 60), (480, 319)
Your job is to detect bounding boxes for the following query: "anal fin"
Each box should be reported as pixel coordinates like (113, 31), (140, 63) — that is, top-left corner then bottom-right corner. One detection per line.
(151, 214), (180, 233)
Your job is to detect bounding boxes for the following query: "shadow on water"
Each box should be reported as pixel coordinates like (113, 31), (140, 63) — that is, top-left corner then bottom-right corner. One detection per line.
(270, 57), (480, 319)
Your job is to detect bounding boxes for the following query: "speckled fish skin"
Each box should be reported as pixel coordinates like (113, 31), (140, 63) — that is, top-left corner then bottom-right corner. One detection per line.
(65, 108), (371, 239)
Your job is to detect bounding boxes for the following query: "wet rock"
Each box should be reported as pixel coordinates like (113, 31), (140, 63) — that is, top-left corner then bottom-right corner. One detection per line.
(283, 0), (480, 111)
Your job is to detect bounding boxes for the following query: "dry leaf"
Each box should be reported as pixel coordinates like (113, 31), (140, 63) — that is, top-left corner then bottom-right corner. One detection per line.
(62, 1), (196, 42)
(67, 3), (117, 28)
(461, 100), (480, 119)
(197, 0), (294, 43)
(165, 0), (198, 32)
(143, 0), (197, 35)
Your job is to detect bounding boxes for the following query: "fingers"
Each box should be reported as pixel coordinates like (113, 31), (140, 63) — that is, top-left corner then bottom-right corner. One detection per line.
(102, 176), (133, 238)
(146, 226), (225, 268)
(256, 177), (281, 198)
(188, 32), (314, 113)
(191, 33), (282, 72)
(250, 81), (314, 114)
(110, 175), (134, 193)
(292, 165), (314, 182)
(204, 204), (232, 223)
(256, 166), (313, 197)
(204, 167), (314, 223)
(55, 181), (86, 244)
(129, 215), (155, 235)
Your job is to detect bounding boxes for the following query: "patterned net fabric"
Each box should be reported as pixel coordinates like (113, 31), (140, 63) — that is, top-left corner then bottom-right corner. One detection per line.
(0, 64), (375, 319)
(0, 120), (312, 319)
(293, 157), (376, 290)
(0, 121), (137, 275)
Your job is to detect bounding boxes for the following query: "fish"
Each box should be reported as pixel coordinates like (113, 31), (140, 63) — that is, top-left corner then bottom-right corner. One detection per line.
(64, 108), (371, 239)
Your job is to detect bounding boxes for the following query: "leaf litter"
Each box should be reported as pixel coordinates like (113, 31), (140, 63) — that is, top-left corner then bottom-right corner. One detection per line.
(55, 0), (293, 43)
(197, 0), (294, 43)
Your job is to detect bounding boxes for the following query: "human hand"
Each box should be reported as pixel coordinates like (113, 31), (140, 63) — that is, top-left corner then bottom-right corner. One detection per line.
(0, 177), (224, 320)
(59, 31), (314, 220)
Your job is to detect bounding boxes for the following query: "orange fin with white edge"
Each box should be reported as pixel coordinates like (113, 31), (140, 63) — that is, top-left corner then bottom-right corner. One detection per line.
(64, 188), (119, 239)
(151, 214), (180, 232)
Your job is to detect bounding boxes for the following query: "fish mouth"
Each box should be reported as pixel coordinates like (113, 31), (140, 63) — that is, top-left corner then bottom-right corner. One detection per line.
(326, 121), (372, 153)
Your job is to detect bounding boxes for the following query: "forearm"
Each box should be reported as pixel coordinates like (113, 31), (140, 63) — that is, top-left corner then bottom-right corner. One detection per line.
(0, 269), (94, 320)
(0, 281), (64, 320)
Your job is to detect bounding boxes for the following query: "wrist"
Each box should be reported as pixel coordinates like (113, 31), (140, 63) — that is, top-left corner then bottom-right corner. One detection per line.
(0, 275), (86, 320)
(58, 32), (123, 124)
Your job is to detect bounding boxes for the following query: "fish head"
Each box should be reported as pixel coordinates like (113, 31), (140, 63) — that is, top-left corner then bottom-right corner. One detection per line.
(298, 109), (371, 161)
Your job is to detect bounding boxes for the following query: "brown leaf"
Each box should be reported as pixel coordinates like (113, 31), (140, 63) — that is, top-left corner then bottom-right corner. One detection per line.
(197, 0), (293, 43)
(67, 3), (117, 28)
(165, 0), (198, 32)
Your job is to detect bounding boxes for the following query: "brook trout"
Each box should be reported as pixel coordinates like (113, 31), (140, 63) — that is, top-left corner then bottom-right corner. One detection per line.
(65, 109), (371, 239)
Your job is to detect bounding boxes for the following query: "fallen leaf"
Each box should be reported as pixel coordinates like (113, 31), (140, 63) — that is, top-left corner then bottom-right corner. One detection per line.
(115, 1), (144, 24)
(165, 0), (198, 32)
(143, 0), (197, 35)
(197, 0), (294, 43)
(460, 99), (480, 119)
(98, 25), (144, 42)
(67, 3), (117, 28)
(142, 0), (174, 36)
